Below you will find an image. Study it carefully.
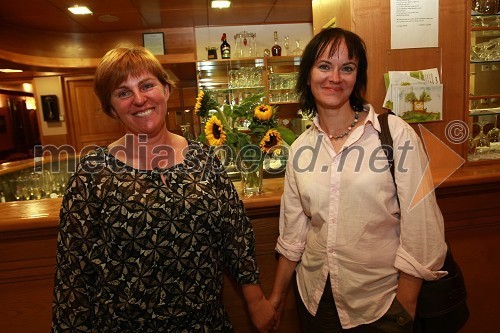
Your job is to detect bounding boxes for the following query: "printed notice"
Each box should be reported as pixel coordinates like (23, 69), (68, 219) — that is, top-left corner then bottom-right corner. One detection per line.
(391, 0), (438, 49)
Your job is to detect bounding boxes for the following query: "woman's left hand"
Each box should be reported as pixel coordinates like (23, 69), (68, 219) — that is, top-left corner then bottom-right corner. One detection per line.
(396, 271), (423, 319)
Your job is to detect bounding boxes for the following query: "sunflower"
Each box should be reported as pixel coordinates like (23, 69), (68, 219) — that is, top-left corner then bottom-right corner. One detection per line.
(254, 104), (273, 121)
(194, 90), (204, 115)
(194, 90), (220, 118)
(205, 115), (227, 146)
(260, 129), (282, 154)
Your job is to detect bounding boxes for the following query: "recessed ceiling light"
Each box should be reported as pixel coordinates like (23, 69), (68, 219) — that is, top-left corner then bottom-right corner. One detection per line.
(211, 1), (231, 9)
(0, 69), (23, 73)
(68, 5), (93, 15)
(99, 14), (119, 23)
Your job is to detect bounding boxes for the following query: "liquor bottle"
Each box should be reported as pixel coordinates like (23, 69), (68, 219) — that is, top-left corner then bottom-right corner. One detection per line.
(220, 33), (231, 59)
(271, 31), (282, 56)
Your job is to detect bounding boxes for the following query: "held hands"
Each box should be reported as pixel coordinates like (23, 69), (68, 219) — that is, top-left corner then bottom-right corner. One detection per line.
(242, 284), (277, 332)
(269, 293), (285, 331)
(246, 294), (277, 332)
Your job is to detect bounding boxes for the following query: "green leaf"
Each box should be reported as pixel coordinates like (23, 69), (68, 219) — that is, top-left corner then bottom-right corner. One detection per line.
(277, 127), (297, 145)
(197, 132), (207, 144)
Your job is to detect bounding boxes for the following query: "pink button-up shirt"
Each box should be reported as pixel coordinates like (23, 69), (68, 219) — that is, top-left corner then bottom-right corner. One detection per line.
(276, 105), (447, 328)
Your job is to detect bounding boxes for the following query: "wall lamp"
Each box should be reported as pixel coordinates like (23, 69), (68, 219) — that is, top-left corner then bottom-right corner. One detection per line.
(211, 1), (231, 9)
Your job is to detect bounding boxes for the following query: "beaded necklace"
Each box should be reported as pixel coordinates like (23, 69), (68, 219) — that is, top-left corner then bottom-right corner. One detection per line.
(328, 111), (360, 140)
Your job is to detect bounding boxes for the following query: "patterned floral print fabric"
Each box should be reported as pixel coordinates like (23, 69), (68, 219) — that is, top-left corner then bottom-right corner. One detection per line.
(51, 141), (259, 332)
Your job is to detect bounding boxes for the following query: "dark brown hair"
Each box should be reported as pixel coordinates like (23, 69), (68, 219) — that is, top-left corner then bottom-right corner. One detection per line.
(93, 45), (175, 118)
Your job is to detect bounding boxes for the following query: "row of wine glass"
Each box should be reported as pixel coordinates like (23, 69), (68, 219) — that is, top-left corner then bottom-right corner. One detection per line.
(0, 169), (72, 202)
(468, 113), (500, 160)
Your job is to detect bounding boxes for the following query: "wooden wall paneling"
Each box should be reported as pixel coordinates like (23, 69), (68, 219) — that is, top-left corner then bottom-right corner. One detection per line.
(0, 279), (55, 333)
(436, 181), (500, 333)
(180, 86), (198, 138)
(0, 24), (196, 69)
(63, 76), (125, 152)
(445, 225), (500, 333)
(0, 227), (58, 333)
(165, 108), (191, 135)
(437, 182), (500, 229)
(312, 0), (352, 34)
(182, 86), (198, 109)
(168, 88), (182, 108)
(166, 109), (179, 134)
(163, 28), (197, 55)
(166, 86), (198, 136)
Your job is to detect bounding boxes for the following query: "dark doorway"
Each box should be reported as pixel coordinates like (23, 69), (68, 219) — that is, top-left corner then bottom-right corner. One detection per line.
(0, 95), (41, 163)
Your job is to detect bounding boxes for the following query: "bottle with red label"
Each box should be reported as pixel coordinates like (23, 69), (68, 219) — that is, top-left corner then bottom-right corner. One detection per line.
(271, 31), (282, 56)
(220, 33), (231, 59)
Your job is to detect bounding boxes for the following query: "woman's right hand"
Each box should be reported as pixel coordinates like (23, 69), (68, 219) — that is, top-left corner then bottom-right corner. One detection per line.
(269, 293), (285, 330)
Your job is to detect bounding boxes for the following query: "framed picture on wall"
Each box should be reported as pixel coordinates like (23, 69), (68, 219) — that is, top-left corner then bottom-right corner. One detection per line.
(143, 32), (165, 55)
(41, 95), (60, 122)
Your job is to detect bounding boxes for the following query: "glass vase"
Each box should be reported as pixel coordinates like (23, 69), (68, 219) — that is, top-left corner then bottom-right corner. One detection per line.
(236, 144), (264, 195)
(240, 160), (263, 195)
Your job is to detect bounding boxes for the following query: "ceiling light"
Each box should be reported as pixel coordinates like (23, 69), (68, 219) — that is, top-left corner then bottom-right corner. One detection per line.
(0, 69), (23, 73)
(98, 14), (119, 23)
(211, 1), (231, 9)
(68, 5), (93, 15)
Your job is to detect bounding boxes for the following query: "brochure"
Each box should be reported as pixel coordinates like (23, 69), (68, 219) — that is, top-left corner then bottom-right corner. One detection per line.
(383, 68), (443, 123)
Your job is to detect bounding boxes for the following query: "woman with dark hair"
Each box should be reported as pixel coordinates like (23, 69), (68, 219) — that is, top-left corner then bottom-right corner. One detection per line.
(269, 28), (447, 332)
(51, 45), (275, 332)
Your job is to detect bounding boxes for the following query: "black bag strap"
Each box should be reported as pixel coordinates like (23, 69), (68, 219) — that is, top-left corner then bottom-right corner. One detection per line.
(377, 111), (398, 204)
(378, 111), (402, 208)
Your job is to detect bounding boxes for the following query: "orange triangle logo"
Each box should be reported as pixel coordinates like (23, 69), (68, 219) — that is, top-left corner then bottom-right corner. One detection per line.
(409, 125), (465, 210)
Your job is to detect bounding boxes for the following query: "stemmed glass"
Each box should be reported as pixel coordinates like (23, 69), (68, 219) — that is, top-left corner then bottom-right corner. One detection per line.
(468, 132), (478, 161)
(487, 114), (500, 156)
(292, 39), (303, 56)
(473, 117), (491, 158)
(283, 36), (290, 56)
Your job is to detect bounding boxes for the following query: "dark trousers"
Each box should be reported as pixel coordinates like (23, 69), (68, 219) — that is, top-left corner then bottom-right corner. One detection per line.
(293, 276), (414, 333)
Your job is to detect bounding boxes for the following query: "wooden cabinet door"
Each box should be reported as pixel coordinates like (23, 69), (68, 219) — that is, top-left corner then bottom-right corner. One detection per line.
(64, 76), (125, 153)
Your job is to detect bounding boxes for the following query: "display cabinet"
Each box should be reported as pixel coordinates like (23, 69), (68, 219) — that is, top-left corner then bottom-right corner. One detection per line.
(195, 56), (302, 134)
(468, 12), (500, 161)
(196, 56), (301, 105)
(266, 56), (301, 105)
(196, 58), (266, 106)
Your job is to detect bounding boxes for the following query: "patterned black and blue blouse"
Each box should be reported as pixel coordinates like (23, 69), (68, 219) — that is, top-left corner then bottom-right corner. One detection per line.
(51, 141), (259, 332)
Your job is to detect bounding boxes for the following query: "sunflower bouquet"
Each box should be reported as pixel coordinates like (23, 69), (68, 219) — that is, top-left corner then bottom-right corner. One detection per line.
(194, 89), (296, 171)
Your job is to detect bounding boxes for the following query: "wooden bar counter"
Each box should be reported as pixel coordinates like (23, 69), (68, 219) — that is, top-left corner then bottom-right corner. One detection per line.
(1, 164), (500, 333)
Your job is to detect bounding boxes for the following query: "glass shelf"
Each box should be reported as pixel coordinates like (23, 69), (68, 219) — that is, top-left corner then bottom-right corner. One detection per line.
(470, 59), (500, 63)
(196, 57), (301, 105)
(471, 13), (500, 29)
(471, 13), (500, 17)
(229, 86), (266, 90)
(468, 10), (500, 162)
(469, 107), (500, 116)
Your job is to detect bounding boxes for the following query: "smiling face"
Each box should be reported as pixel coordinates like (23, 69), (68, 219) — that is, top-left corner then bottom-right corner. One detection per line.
(309, 39), (359, 112)
(110, 71), (170, 136)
